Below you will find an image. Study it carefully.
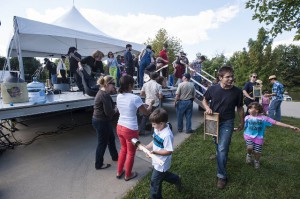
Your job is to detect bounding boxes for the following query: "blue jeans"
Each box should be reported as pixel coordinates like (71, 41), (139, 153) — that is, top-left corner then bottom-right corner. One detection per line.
(51, 74), (57, 85)
(215, 119), (234, 179)
(268, 99), (282, 121)
(150, 169), (179, 199)
(176, 100), (193, 132)
(92, 118), (118, 169)
(139, 62), (148, 88)
(193, 75), (203, 94)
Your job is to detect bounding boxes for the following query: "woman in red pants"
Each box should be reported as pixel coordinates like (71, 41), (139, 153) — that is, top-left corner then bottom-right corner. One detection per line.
(116, 75), (152, 181)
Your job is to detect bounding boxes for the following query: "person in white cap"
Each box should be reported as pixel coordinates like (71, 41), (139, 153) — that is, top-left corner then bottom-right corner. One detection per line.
(265, 75), (284, 121)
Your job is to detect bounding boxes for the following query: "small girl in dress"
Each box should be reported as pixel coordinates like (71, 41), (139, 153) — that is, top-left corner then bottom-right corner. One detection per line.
(244, 102), (300, 169)
(261, 91), (270, 115)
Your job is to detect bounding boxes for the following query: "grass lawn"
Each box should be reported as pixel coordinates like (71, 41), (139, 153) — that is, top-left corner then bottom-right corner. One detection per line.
(123, 116), (300, 199)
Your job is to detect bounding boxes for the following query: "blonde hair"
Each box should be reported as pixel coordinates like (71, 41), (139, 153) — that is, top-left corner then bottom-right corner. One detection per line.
(92, 50), (104, 59)
(97, 75), (114, 88)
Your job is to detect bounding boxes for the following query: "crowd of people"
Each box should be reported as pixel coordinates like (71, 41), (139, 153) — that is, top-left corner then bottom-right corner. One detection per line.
(43, 44), (299, 197)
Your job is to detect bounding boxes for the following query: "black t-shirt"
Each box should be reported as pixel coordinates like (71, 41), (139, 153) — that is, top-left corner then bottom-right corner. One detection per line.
(81, 56), (104, 74)
(69, 52), (81, 73)
(243, 81), (257, 97)
(204, 84), (243, 121)
(45, 61), (57, 75)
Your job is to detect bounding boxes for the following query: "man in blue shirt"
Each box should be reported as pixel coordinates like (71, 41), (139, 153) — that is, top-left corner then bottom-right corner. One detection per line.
(266, 75), (284, 121)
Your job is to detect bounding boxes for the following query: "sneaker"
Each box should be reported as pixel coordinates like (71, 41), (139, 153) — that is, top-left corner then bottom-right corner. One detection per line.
(175, 176), (182, 192)
(178, 129), (183, 133)
(186, 130), (194, 134)
(217, 178), (227, 189)
(254, 160), (260, 169)
(246, 155), (252, 164)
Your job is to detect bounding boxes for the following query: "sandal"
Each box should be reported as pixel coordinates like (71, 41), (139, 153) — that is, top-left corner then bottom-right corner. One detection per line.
(116, 170), (125, 179)
(124, 171), (138, 181)
(96, 163), (111, 170)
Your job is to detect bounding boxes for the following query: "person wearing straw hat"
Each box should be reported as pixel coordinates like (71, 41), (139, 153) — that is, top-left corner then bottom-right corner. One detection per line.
(265, 75), (284, 121)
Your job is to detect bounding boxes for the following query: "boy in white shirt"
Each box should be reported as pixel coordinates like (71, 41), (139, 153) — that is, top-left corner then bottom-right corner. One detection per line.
(145, 108), (182, 199)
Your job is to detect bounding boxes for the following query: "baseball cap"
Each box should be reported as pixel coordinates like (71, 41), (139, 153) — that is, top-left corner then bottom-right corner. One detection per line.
(183, 73), (191, 79)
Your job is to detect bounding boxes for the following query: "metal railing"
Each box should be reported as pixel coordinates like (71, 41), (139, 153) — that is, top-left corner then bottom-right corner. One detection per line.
(187, 66), (216, 96)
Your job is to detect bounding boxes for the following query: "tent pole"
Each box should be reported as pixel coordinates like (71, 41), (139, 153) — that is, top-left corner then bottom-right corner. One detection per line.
(13, 18), (25, 80)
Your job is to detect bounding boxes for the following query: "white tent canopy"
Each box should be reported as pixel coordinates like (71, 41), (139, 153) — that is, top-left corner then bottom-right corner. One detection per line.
(7, 6), (144, 79)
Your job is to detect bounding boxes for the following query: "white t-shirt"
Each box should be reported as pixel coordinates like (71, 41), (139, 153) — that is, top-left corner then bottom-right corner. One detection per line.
(152, 124), (174, 172)
(117, 93), (143, 130)
(141, 80), (162, 107)
(56, 59), (66, 74)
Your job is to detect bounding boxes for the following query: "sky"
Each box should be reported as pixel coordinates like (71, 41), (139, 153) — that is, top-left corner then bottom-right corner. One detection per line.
(0, 0), (299, 61)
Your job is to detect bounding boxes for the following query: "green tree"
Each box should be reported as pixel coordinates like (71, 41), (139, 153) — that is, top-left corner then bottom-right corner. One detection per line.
(202, 54), (227, 75)
(248, 27), (273, 74)
(9, 57), (42, 81)
(229, 48), (251, 87)
(0, 56), (7, 70)
(145, 28), (182, 74)
(272, 44), (300, 88)
(246, 0), (300, 40)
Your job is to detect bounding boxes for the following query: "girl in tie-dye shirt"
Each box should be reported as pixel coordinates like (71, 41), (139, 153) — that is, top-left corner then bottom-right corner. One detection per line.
(244, 102), (300, 169)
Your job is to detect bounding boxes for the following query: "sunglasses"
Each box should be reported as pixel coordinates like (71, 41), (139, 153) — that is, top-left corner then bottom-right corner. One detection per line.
(252, 76), (257, 78)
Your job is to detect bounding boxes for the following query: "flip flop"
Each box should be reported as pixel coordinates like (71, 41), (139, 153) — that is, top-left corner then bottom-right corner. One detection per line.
(124, 171), (138, 181)
(116, 170), (125, 179)
(96, 163), (111, 170)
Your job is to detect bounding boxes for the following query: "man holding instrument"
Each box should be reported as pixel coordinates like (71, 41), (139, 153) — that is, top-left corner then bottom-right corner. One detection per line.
(144, 108), (182, 199)
(243, 73), (259, 115)
(202, 66), (244, 189)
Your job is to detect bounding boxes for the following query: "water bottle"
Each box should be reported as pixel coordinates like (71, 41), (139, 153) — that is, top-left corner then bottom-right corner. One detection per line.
(27, 77), (46, 104)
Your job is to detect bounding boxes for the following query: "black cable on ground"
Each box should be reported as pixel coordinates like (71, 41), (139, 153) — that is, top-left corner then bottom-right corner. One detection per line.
(7, 121), (92, 147)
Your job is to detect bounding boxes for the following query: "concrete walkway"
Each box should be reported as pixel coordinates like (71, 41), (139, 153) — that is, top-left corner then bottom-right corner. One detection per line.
(0, 101), (204, 199)
(280, 101), (300, 118)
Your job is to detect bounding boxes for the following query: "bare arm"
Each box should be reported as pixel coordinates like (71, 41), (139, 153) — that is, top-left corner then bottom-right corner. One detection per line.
(144, 141), (172, 156)
(153, 149), (172, 156)
(236, 106), (245, 131)
(174, 94), (180, 107)
(275, 121), (300, 131)
(140, 90), (146, 97)
(145, 141), (153, 150)
(138, 103), (153, 116)
(243, 90), (254, 100)
(158, 93), (163, 100)
(202, 97), (212, 114)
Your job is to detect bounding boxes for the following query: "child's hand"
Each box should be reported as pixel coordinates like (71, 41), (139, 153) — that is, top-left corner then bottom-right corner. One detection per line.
(136, 147), (141, 151)
(290, 126), (300, 132)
